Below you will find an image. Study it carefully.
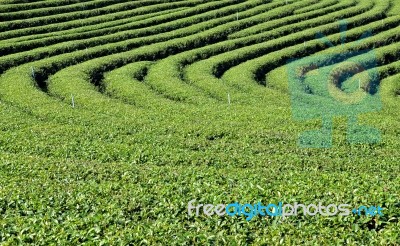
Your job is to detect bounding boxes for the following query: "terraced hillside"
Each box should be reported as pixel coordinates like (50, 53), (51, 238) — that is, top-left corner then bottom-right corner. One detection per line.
(0, 0), (399, 244)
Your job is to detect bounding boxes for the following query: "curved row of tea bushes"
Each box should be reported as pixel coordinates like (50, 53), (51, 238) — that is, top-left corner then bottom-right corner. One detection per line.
(165, 0), (376, 103)
(103, 61), (176, 108)
(0, 0), (145, 21)
(0, 0), (271, 55)
(0, 8), (187, 55)
(0, 0), (94, 13)
(143, 0), (337, 102)
(186, 0), (382, 101)
(263, 17), (400, 92)
(0, 14), (253, 120)
(388, 0), (400, 16)
(0, 0), (218, 40)
(0, 5), (191, 43)
(220, 0), (391, 88)
(0, 0), (196, 31)
(0, 0), (300, 107)
(0, 0), (397, 119)
(230, 0), (356, 38)
(294, 0), (339, 14)
(0, 0), (266, 72)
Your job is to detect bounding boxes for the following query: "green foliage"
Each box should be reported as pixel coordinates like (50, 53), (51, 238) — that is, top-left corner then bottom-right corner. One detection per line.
(0, 0), (399, 244)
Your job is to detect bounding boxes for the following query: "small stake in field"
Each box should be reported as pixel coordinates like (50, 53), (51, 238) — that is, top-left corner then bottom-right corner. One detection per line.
(30, 66), (35, 79)
(236, 12), (238, 21)
(358, 78), (361, 90)
(228, 93), (231, 105)
(285, 0), (288, 4)
(304, 41), (306, 47)
(71, 94), (75, 108)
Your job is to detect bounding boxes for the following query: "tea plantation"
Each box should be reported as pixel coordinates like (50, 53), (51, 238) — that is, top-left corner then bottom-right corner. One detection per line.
(0, 0), (399, 244)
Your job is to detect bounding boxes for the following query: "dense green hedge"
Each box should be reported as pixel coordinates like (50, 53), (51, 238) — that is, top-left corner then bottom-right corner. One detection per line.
(0, 0), (259, 72)
(103, 61), (175, 108)
(221, 0), (390, 87)
(143, 0), (322, 102)
(0, 0), (141, 21)
(0, 0), (219, 40)
(294, 0), (339, 14)
(0, 0), (248, 55)
(230, 0), (356, 38)
(183, 0), (379, 101)
(0, 0), (195, 31)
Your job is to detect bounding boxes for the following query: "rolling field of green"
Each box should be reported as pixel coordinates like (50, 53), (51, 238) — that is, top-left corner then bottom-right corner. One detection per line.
(0, 0), (399, 244)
